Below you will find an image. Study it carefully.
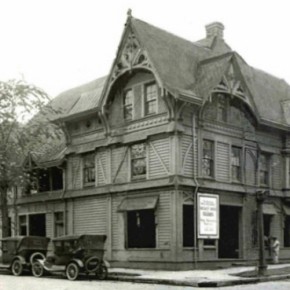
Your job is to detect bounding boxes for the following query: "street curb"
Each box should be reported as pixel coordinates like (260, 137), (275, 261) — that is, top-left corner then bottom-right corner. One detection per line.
(108, 273), (290, 287)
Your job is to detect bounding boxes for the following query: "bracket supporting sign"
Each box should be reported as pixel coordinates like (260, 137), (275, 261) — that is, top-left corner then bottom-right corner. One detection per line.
(197, 193), (219, 239)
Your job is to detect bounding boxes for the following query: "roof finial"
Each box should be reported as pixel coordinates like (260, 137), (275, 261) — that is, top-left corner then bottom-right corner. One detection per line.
(127, 8), (132, 18)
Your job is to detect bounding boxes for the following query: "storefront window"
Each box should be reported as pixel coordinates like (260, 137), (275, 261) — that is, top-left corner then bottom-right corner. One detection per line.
(127, 209), (156, 248)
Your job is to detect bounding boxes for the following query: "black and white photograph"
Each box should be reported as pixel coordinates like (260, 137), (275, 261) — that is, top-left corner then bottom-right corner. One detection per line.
(1, 0), (290, 289)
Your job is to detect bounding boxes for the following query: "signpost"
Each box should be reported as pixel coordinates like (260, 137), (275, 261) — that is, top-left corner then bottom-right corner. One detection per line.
(197, 193), (219, 239)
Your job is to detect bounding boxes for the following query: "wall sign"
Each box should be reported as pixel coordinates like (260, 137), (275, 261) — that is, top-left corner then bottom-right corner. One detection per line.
(197, 193), (219, 239)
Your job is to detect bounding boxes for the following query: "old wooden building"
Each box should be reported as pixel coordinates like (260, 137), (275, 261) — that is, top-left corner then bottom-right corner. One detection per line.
(9, 13), (290, 269)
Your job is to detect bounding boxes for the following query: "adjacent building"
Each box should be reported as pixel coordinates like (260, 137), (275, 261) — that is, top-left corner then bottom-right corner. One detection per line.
(8, 13), (290, 269)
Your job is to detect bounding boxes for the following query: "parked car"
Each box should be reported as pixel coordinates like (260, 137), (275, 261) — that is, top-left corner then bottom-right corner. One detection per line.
(0, 236), (50, 276)
(32, 234), (109, 281)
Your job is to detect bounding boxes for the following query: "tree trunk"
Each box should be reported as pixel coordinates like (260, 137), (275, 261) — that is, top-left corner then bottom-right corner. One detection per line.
(0, 187), (10, 238)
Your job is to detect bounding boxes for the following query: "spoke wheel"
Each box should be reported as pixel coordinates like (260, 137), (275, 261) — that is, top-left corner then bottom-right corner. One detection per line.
(96, 265), (108, 280)
(66, 262), (79, 281)
(32, 261), (44, 277)
(11, 259), (23, 276)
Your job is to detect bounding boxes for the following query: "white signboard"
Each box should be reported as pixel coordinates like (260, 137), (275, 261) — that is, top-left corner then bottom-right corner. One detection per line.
(198, 193), (219, 239)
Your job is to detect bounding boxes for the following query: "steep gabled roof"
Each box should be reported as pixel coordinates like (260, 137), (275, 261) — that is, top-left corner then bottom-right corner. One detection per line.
(50, 76), (107, 121)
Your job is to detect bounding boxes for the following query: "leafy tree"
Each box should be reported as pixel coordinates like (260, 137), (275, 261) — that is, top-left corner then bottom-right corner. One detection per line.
(0, 79), (63, 238)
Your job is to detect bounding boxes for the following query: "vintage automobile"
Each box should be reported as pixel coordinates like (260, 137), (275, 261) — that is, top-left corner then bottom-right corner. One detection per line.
(32, 234), (109, 281)
(0, 236), (50, 276)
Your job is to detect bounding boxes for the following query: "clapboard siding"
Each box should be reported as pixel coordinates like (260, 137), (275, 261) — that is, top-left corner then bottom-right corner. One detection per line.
(111, 146), (128, 184)
(157, 192), (171, 249)
(97, 150), (108, 185)
(272, 154), (283, 189)
(112, 195), (124, 249)
(46, 212), (53, 238)
(216, 142), (230, 181)
(149, 138), (170, 179)
(181, 135), (193, 177)
(67, 155), (82, 190)
(74, 197), (107, 235)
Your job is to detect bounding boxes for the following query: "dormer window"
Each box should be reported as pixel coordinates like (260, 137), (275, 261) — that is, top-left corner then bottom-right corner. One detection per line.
(124, 89), (133, 121)
(144, 82), (157, 116)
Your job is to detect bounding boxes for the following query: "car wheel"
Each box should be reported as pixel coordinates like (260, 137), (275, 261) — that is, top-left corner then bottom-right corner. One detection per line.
(96, 265), (108, 280)
(66, 262), (79, 281)
(32, 261), (44, 277)
(11, 259), (23, 276)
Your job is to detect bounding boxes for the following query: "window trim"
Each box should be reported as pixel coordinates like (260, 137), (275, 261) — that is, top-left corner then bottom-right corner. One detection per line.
(202, 139), (215, 179)
(123, 88), (134, 121)
(144, 82), (158, 116)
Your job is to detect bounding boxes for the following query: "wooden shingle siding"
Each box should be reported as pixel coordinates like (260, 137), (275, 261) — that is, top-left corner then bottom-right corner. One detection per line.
(216, 142), (230, 181)
(73, 197), (107, 235)
(148, 139), (170, 178)
(112, 195), (125, 249)
(272, 154), (283, 189)
(111, 146), (129, 184)
(181, 135), (193, 177)
(97, 150), (108, 185)
(46, 212), (53, 238)
(67, 155), (82, 190)
(245, 149), (256, 186)
(157, 192), (171, 249)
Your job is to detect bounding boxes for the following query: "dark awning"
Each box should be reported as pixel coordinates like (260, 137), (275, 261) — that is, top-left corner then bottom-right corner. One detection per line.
(262, 203), (277, 215)
(118, 196), (158, 212)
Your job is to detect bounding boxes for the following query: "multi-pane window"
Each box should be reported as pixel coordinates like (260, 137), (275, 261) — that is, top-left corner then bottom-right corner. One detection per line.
(131, 143), (146, 178)
(202, 140), (214, 177)
(144, 83), (157, 115)
(127, 209), (156, 248)
(124, 89), (133, 121)
(54, 212), (64, 237)
(231, 146), (242, 182)
(83, 154), (95, 185)
(259, 153), (270, 186)
(217, 93), (227, 122)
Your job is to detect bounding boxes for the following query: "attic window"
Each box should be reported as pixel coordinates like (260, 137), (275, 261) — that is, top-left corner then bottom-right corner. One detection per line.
(144, 82), (157, 116)
(124, 89), (133, 121)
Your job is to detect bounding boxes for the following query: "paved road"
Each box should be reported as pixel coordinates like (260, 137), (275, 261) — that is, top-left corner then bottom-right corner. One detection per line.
(0, 273), (290, 290)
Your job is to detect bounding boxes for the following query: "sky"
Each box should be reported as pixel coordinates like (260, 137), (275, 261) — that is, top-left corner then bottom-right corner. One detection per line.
(1, 0), (290, 98)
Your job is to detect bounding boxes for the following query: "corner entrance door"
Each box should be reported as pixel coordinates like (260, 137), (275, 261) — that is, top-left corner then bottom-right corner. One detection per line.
(29, 214), (46, 236)
(218, 205), (240, 259)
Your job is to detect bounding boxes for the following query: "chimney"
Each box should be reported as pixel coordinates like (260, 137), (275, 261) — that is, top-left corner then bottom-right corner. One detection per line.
(205, 22), (224, 39)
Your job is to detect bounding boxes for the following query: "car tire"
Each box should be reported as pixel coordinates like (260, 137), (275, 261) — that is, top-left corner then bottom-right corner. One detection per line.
(11, 259), (23, 276)
(32, 261), (44, 277)
(66, 262), (79, 281)
(96, 265), (108, 280)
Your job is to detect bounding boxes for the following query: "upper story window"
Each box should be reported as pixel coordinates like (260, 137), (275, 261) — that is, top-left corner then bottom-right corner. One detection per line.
(83, 153), (95, 186)
(259, 153), (270, 186)
(202, 140), (214, 178)
(144, 83), (157, 116)
(217, 93), (227, 122)
(131, 143), (147, 179)
(123, 89), (133, 121)
(231, 146), (242, 182)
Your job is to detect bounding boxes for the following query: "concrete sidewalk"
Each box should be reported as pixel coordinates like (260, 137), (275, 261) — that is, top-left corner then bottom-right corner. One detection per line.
(108, 263), (290, 287)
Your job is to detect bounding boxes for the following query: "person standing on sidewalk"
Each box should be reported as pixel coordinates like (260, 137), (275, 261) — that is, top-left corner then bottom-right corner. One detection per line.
(271, 237), (280, 264)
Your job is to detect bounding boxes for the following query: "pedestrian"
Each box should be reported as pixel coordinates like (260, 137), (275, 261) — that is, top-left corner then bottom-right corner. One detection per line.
(271, 236), (280, 264)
